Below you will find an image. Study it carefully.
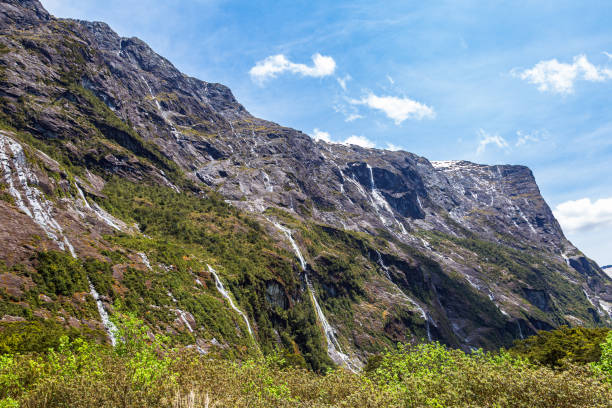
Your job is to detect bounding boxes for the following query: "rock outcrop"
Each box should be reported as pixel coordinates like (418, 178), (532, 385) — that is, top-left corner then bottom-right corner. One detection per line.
(0, 0), (609, 369)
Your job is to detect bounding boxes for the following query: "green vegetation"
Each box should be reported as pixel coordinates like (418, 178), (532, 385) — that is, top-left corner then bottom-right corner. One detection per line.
(0, 321), (95, 355)
(97, 178), (334, 371)
(592, 330), (612, 380)
(0, 315), (609, 407)
(509, 326), (610, 368)
(419, 230), (598, 326)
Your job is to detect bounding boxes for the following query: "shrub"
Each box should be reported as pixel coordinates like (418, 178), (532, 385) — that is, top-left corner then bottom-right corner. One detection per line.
(509, 326), (610, 368)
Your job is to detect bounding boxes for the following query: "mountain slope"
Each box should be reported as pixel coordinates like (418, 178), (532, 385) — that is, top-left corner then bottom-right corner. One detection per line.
(0, 0), (610, 370)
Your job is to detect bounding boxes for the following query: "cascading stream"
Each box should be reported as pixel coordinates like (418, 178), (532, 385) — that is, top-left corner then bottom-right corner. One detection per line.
(207, 265), (254, 339)
(1, 133), (118, 345)
(366, 164), (408, 235)
(74, 182), (123, 230)
(90, 282), (118, 346)
(0, 134), (75, 257)
(376, 249), (432, 341)
(270, 220), (358, 371)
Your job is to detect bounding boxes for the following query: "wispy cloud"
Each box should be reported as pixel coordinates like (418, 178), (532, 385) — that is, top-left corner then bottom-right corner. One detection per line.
(512, 54), (612, 94)
(249, 53), (336, 83)
(476, 129), (508, 154)
(553, 197), (612, 233)
(386, 75), (394, 84)
(344, 113), (363, 122)
(336, 74), (351, 91)
(350, 93), (435, 124)
(333, 103), (363, 122)
(515, 130), (544, 147)
(604, 51), (612, 59)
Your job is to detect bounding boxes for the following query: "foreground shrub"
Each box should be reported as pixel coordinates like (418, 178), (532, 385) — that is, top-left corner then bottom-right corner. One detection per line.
(0, 318), (610, 407)
(509, 326), (610, 368)
(368, 342), (611, 408)
(592, 330), (612, 381)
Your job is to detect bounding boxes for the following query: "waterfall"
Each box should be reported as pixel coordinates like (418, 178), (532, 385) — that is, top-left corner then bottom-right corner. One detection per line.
(0, 134), (120, 344)
(139, 252), (152, 270)
(305, 275), (357, 371)
(561, 252), (571, 266)
(375, 250), (392, 280)
(167, 291), (194, 333)
(0, 134), (75, 256)
(89, 282), (117, 346)
(271, 221), (357, 371)
(402, 292), (432, 342)
(262, 171), (274, 192)
(140, 76), (183, 147)
(271, 221), (307, 270)
(376, 248), (432, 342)
(366, 164), (407, 235)
(207, 265), (254, 338)
(516, 320), (524, 340)
(74, 182), (123, 230)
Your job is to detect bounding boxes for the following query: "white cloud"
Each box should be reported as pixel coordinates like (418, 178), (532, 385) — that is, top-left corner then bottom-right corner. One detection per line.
(350, 93), (435, 124)
(386, 75), (394, 84)
(385, 143), (402, 151)
(343, 135), (375, 148)
(336, 74), (351, 91)
(476, 129), (508, 154)
(515, 130), (540, 147)
(604, 51), (612, 59)
(249, 53), (336, 83)
(553, 197), (612, 233)
(513, 54), (612, 94)
(309, 130), (375, 148)
(344, 113), (363, 122)
(311, 128), (331, 143)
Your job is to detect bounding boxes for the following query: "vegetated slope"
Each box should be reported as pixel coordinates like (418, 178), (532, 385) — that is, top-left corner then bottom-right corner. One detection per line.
(0, 0), (610, 370)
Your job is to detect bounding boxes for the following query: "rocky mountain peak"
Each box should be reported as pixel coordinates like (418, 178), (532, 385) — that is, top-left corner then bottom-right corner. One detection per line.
(0, 0), (50, 27)
(0, 0), (609, 369)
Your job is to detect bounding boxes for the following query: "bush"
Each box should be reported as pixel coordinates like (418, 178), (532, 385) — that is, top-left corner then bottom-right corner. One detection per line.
(509, 326), (610, 368)
(592, 330), (612, 381)
(32, 251), (87, 297)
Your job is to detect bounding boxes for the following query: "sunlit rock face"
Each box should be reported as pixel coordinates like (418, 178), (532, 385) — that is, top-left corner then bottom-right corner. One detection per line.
(0, 0), (609, 364)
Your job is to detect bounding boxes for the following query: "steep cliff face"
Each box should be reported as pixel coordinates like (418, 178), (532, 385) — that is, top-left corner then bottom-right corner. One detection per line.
(0, 0), (610, 370)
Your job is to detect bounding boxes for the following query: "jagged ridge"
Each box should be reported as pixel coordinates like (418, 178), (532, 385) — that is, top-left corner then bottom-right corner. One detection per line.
(0, 0), (610, 370)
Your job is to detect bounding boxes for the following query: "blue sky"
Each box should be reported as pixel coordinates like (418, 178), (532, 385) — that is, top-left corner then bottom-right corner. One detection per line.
(41, 0), (612, 265)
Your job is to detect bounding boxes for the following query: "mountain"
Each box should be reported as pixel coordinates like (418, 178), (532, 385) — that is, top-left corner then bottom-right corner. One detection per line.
(0, 0), (610, 370)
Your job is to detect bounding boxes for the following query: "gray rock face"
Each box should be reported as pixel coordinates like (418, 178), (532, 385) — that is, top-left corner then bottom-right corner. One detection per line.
(0, 0), (610, 355)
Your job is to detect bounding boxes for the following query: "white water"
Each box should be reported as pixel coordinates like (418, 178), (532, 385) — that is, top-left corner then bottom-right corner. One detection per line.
(516, 320), (524, 339)
(374, 249), (432, 341)
(0, 134), (75, 257)
(74, 182), (123, 230)
(270, 221), (358, 370)
(376, 250), (392, 280)
(366, 164), (408, 235)
(271, 221), (307, 270)
(207, 265), (254, 338)
(89, 281), (118, 346)
(139, 252), (152, 270)
(305, 275), (357, 371)
(75, 183), (92, 210)
(406, 295), (432, 342)
(0, 134), (122, 343)
(167, 291), (195, 333)
(561, 252), (571, 267)
(262, 171), (273, 192)
(141, 76), (182, 143)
